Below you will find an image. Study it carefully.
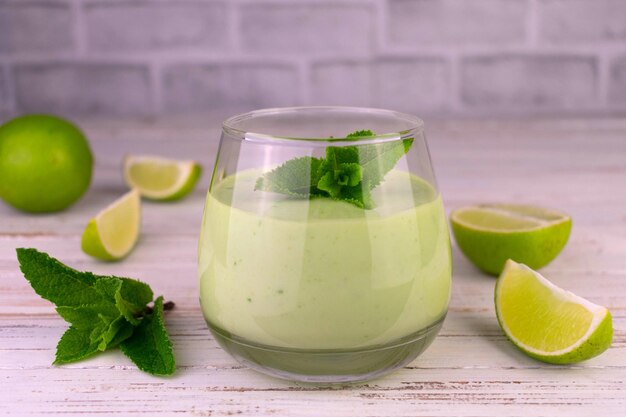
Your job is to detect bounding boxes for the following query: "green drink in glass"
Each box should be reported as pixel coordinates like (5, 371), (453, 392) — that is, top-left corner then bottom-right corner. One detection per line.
(199, 107), (451, 383)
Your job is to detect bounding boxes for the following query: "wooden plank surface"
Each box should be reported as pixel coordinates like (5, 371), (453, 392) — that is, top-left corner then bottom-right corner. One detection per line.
(0, 119), (625, 416)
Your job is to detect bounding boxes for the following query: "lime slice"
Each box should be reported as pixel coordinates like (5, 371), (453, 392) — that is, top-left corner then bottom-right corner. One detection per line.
(81, 189), (141, 261)
(450, 204), (572, 275)
(496, 260), (612, 364)
(123, 155), (202, 201)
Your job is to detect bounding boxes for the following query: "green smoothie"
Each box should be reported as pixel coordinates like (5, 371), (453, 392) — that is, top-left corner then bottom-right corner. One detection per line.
(199, 169), (451, 350)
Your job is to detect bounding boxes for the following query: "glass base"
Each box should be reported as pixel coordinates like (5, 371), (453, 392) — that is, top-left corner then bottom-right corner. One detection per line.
(207, 316), (445, 384)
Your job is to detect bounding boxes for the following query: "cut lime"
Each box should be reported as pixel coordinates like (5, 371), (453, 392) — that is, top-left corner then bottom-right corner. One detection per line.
(496, 260), (612, 364)
(450, 204), (572, 275)
(81, 189), (141, 261)
(123, 155), (202, 201)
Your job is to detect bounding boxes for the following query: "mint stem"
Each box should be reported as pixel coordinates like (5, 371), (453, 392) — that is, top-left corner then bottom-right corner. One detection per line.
(135, 300), (175, 318)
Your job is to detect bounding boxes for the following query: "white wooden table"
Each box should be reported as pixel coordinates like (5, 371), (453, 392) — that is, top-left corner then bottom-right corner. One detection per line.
(1, 119), (625, 416)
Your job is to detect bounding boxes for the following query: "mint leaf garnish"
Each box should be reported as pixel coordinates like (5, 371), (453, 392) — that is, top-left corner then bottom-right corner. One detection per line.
(358, 138), (414, 189)
(255, 130), (413, 208)
(16, 248), (175, 376)
(347, 129), (375, 138)
(317, 162), (362, 197)
(255, 156), (324, 197)
(120, 297), (176, 376)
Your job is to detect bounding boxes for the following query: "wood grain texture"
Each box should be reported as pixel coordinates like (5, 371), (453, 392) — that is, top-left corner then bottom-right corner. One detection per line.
(0, 119), (624, 416)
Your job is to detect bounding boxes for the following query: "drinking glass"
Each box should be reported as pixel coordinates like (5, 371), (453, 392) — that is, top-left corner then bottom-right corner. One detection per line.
(198, 107), (451, 383)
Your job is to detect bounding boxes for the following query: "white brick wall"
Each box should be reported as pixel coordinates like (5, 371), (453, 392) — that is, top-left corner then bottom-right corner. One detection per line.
(162, 62), (299, 117)
(84, 2), (230, 52)
(0, 0), (625, 119)
(388, 0), (528, 46)
(311, 58), (448, 111)
(0, 2), (74, 54)
(376, 59), (449, 112)
(240, 4), (375, 55)
(311, 61), (372, 107)
(461, 55), (598, 111)
(14, 63), (152, 117)
(538, 0), (626, 43)
(610, 56), (626, 105)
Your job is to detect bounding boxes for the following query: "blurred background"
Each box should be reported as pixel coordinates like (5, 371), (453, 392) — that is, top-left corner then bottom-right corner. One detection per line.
(1, 0), (625, 121)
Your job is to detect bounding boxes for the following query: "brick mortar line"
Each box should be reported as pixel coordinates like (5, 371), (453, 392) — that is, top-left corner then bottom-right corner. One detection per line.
(4, 47), (617, 65)
(453, 107), (626, 117)
(0, 65), (8, 112)
(599, 50), (626, 109)
(231, 0), (378, 4)
(298, 60), (311, 105)
(598, 53), (611, 108)
(378, 43), (626, 56)
(227, 1), (241, 53)
(68, 0), (87, 56)
(149, 60), (163, 116)
(2, 63), (16, 113)
(527, 0), (539, 47)
(374, 0), (388, 54)
(448, 53), (461, 114)
(291, 49), (611, 67)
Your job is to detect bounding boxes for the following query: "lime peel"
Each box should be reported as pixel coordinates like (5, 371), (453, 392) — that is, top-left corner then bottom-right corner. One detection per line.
(495, 260), (613, 364)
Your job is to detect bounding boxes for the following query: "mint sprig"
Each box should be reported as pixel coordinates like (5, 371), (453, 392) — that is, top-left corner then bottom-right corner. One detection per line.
(255, 130), (413, 209)
(16, 248), (176, 376)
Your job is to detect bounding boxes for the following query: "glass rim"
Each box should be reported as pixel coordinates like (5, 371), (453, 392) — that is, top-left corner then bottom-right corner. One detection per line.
(222, 106), (425, 145)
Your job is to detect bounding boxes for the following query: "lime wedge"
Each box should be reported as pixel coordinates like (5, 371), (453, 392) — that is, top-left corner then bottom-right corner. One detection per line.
(450, 204), (572, 275)
(123, 155), (202, 201)
(81, 189), (141, 261)
(496, 260), (612, 364)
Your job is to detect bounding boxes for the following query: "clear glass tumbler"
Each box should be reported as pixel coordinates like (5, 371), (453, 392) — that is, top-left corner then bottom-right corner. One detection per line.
(198, 107), (451, 383)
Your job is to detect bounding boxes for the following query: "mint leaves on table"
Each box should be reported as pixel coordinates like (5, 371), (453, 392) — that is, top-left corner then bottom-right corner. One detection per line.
(16, 248), (175, 376)
(255, 130), (413, 209)
(120, 297), (176, 375)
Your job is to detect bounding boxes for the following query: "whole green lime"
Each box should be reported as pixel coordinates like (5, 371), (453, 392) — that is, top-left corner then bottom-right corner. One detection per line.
(0, 114), (93, 213)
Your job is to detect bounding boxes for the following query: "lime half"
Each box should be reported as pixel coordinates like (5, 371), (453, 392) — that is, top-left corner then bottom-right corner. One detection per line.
(450, 204), (572, 275)
(81, 189), (141, 261)
(496, 260), (612, 364)
(123, 155), (201, 201)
